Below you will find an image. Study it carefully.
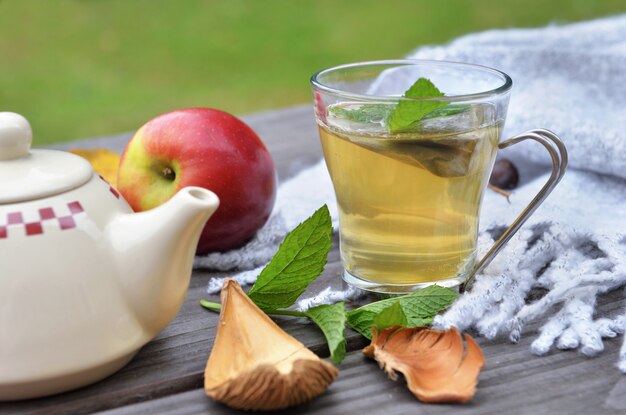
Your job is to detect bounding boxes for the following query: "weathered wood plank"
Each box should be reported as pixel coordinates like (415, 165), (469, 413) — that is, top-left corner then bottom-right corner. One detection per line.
(99, 290), (626, 415)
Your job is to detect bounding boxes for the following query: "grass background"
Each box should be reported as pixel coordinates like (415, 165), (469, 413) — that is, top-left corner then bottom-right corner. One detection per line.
(1, 0), (624, 145)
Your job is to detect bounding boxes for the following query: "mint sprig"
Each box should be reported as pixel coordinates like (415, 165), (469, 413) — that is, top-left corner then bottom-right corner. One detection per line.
(248, 205), (332, 311)
(328, 77), (470, 132)
(202, 205), (346, 363)
(201, 205), (458, 364)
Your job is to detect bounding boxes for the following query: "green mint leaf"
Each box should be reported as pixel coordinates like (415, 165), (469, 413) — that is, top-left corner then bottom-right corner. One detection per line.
(328, 103), (393, 124)
(373, 302), (408, 331)
(305, 302), (347, 364)
(388, 78), (448, 133)
(248, 205), (333, 311)
(346, 285), (458, 339)
(421, 104), (471, 120)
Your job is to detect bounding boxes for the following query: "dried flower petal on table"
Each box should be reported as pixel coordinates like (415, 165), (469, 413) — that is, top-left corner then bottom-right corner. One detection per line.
(363, 326), (484, 403)
(204, 279), (338, 411)
(69, 148), (120, 187)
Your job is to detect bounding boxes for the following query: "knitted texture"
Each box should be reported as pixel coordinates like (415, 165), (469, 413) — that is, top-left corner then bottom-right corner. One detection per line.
(433, 170), (626, 368)
(198, 15), (626, 370)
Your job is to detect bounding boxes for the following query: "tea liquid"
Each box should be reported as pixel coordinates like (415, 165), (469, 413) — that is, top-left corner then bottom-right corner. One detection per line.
(320, 103), (501, 285)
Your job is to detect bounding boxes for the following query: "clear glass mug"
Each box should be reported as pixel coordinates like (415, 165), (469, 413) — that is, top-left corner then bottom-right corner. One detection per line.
(311, 60), (567, 293)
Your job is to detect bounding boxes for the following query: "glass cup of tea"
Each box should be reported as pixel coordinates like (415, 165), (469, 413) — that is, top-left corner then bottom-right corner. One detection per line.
(311, 60), (567, 293)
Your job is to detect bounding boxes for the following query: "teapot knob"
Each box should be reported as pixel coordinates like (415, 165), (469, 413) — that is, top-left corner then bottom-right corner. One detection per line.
(0, 112), (33, 161)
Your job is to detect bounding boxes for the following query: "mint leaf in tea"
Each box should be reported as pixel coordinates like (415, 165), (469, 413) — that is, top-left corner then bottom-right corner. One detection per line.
(327, 78), (470, 133)
(421, 104), (472, 120)
(329, 103), (392, 125)
(388, 78), (448, 132)
(326, 103), (487, 178)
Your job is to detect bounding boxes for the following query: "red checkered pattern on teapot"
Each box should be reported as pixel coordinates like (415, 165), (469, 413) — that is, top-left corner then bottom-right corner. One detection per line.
(0, 201), (85, 239)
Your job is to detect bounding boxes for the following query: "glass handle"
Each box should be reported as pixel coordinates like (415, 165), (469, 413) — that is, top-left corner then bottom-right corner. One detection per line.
(462, 129), (568, 290)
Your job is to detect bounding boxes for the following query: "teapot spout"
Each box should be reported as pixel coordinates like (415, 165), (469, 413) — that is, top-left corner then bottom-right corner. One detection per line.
(109, 187), (219, 336)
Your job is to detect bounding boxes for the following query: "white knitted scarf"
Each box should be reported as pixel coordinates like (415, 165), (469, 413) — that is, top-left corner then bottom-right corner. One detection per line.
(196, 15), (626, 371)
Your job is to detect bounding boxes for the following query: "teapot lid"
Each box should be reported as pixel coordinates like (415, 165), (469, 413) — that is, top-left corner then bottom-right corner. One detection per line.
(0, 112), (93, 204)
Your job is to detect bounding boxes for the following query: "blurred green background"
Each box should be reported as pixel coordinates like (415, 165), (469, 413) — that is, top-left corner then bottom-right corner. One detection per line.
(1, 0), (624, 145)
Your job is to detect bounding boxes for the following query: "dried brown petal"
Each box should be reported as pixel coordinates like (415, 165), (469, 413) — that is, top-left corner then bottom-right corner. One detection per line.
(204, 279), (338, 411)
(364, 326), (484, 403)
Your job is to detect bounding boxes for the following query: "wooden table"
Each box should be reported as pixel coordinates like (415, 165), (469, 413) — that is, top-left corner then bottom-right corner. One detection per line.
(2, 106), (625, 415)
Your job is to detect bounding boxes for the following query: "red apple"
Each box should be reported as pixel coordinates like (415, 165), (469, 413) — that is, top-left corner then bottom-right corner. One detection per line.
(117, 108), (277, 254)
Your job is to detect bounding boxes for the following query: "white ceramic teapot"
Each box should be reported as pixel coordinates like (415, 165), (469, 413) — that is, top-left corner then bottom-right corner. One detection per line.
(0, 113), (220, 400)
